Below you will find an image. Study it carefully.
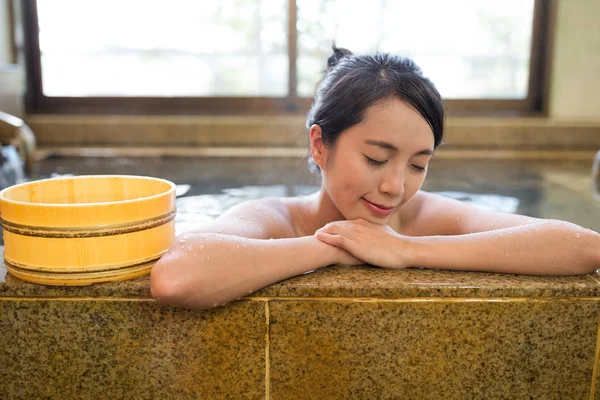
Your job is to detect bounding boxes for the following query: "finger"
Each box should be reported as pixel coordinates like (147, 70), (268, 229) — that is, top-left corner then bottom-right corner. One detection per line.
(316, 225), (331, 233)
(317, 231), (365, 261)
(315, 231), (346, 247)
(317, 223), (344, 235)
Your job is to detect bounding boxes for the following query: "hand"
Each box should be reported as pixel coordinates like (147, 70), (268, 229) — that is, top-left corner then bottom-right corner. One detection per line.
(312, 232), (364, 266)
(315, 219), (411, 269)
(332, 246), (364, 266)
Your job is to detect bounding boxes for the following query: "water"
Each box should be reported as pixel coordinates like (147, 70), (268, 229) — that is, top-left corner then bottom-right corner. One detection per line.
(435, 191), (519, 213)
(175, 184), (316, 235)
(0, 146), (26, 190)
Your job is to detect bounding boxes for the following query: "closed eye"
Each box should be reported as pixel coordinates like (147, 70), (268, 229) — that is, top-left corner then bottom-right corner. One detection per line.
(365, 156), (387, 167)
(411, 165), (426, 172)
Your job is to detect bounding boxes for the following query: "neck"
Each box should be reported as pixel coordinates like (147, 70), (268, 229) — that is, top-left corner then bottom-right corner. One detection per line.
(299, 188), (345, 235)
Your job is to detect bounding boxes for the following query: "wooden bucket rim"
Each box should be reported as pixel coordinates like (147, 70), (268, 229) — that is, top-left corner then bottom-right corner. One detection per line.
(0, 174), (176, 207)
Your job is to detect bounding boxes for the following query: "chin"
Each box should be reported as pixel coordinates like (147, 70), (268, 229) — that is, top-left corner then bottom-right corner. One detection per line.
(345, 211), (390, 225)
(365, 216), (390, 225)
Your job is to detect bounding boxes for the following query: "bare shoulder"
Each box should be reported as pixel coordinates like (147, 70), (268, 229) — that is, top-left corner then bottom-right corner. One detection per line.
(189, 196), (298, 239)
(399, 190), (538, 236)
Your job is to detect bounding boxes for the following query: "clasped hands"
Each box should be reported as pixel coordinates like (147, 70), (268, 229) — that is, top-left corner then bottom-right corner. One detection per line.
(315, 218), (412, 269)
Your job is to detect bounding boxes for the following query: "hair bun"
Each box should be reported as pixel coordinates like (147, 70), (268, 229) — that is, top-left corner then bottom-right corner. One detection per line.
(327, 45), (353, 68)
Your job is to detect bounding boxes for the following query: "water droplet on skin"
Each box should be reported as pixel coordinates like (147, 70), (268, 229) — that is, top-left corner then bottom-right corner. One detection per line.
(236, 243), (240, 248)
(243, 243), (247, 248)
(575, 233), (581, 239)
(536, 254), (540, 258)
(187, 245), (193, 251)
(291, 252), (296, 256)
(206, 256), (211, 261)
(505, 252), (510, 256)
(199, 245), (205, 251)
(434, 236), (439, 240)
(248, 290), (253, 294)
(179, 238), (186, 243)
(260, 247), (264, 252)
(213, 303), (218, 307)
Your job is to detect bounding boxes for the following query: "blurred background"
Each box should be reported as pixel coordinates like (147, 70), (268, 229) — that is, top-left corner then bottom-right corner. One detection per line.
(1, 0), (598, 144)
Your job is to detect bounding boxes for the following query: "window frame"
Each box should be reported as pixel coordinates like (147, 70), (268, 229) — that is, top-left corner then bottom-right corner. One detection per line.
(20, 0), (556, 116)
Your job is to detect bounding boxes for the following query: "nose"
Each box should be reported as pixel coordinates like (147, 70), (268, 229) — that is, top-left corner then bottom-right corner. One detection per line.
(379, 170), (404, 198)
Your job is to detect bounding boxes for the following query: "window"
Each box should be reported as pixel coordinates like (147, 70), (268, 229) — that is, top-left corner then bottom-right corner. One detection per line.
(297, 0), (535, 99)
(22, 0), (554, 115)
(37, 0), (289, 97)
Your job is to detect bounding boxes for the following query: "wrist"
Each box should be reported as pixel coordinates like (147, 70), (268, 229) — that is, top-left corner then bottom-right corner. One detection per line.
(400, 235), (426, 268)
(308, 235), (340, 267)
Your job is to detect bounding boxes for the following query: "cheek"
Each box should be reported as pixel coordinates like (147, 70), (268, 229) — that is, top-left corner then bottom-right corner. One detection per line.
(325, 158), (373, 210)
(336, 159), (373, 196)
(404, 172), (427, 199)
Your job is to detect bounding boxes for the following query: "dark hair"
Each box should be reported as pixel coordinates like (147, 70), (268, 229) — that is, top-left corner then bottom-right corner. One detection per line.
(307, 45), (444, 160)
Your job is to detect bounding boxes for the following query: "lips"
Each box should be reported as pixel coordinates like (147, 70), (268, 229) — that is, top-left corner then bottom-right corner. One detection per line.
(362, 198), (396, 217)
(367, 200), (393, 209)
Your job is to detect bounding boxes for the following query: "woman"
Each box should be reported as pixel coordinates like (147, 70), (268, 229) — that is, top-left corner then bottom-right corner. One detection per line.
(151, 46), (600, 310)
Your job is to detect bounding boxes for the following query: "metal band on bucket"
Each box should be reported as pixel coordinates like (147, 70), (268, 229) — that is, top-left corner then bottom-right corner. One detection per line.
(4, 252), (164, 274)
(0, 207), (176, 238)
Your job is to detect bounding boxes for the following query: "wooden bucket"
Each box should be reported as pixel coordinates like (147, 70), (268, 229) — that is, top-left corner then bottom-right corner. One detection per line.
(0, 175), (176, 286)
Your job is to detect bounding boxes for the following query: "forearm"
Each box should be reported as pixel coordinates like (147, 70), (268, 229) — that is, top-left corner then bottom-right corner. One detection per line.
(151, 233), (337, 310)
(407, 220), (600, 275)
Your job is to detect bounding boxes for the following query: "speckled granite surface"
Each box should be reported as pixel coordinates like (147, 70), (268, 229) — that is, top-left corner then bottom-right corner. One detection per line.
(269, 300), (600, 400)
(0, 300), (265, 399)
(2, 259), (600, 299)
(3, 250), (600, 399)
(259, 266), (600, 299)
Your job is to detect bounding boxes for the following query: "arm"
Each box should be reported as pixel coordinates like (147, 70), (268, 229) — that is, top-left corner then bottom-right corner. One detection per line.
(151, 199), (346, 310)
(402, 191), (600, 274)
(407, 220), (600, 275)
(317, 191), (600, 275)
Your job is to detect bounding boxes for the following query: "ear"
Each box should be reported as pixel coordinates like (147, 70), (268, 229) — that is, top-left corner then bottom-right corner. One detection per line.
(309, 124), (328, 169)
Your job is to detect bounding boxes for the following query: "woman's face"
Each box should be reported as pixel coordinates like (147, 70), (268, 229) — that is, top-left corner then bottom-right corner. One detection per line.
(313, 98), (435, 225)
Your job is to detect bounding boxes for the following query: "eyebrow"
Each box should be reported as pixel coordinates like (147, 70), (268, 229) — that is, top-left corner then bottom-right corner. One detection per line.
(364, 139), (433, 156)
